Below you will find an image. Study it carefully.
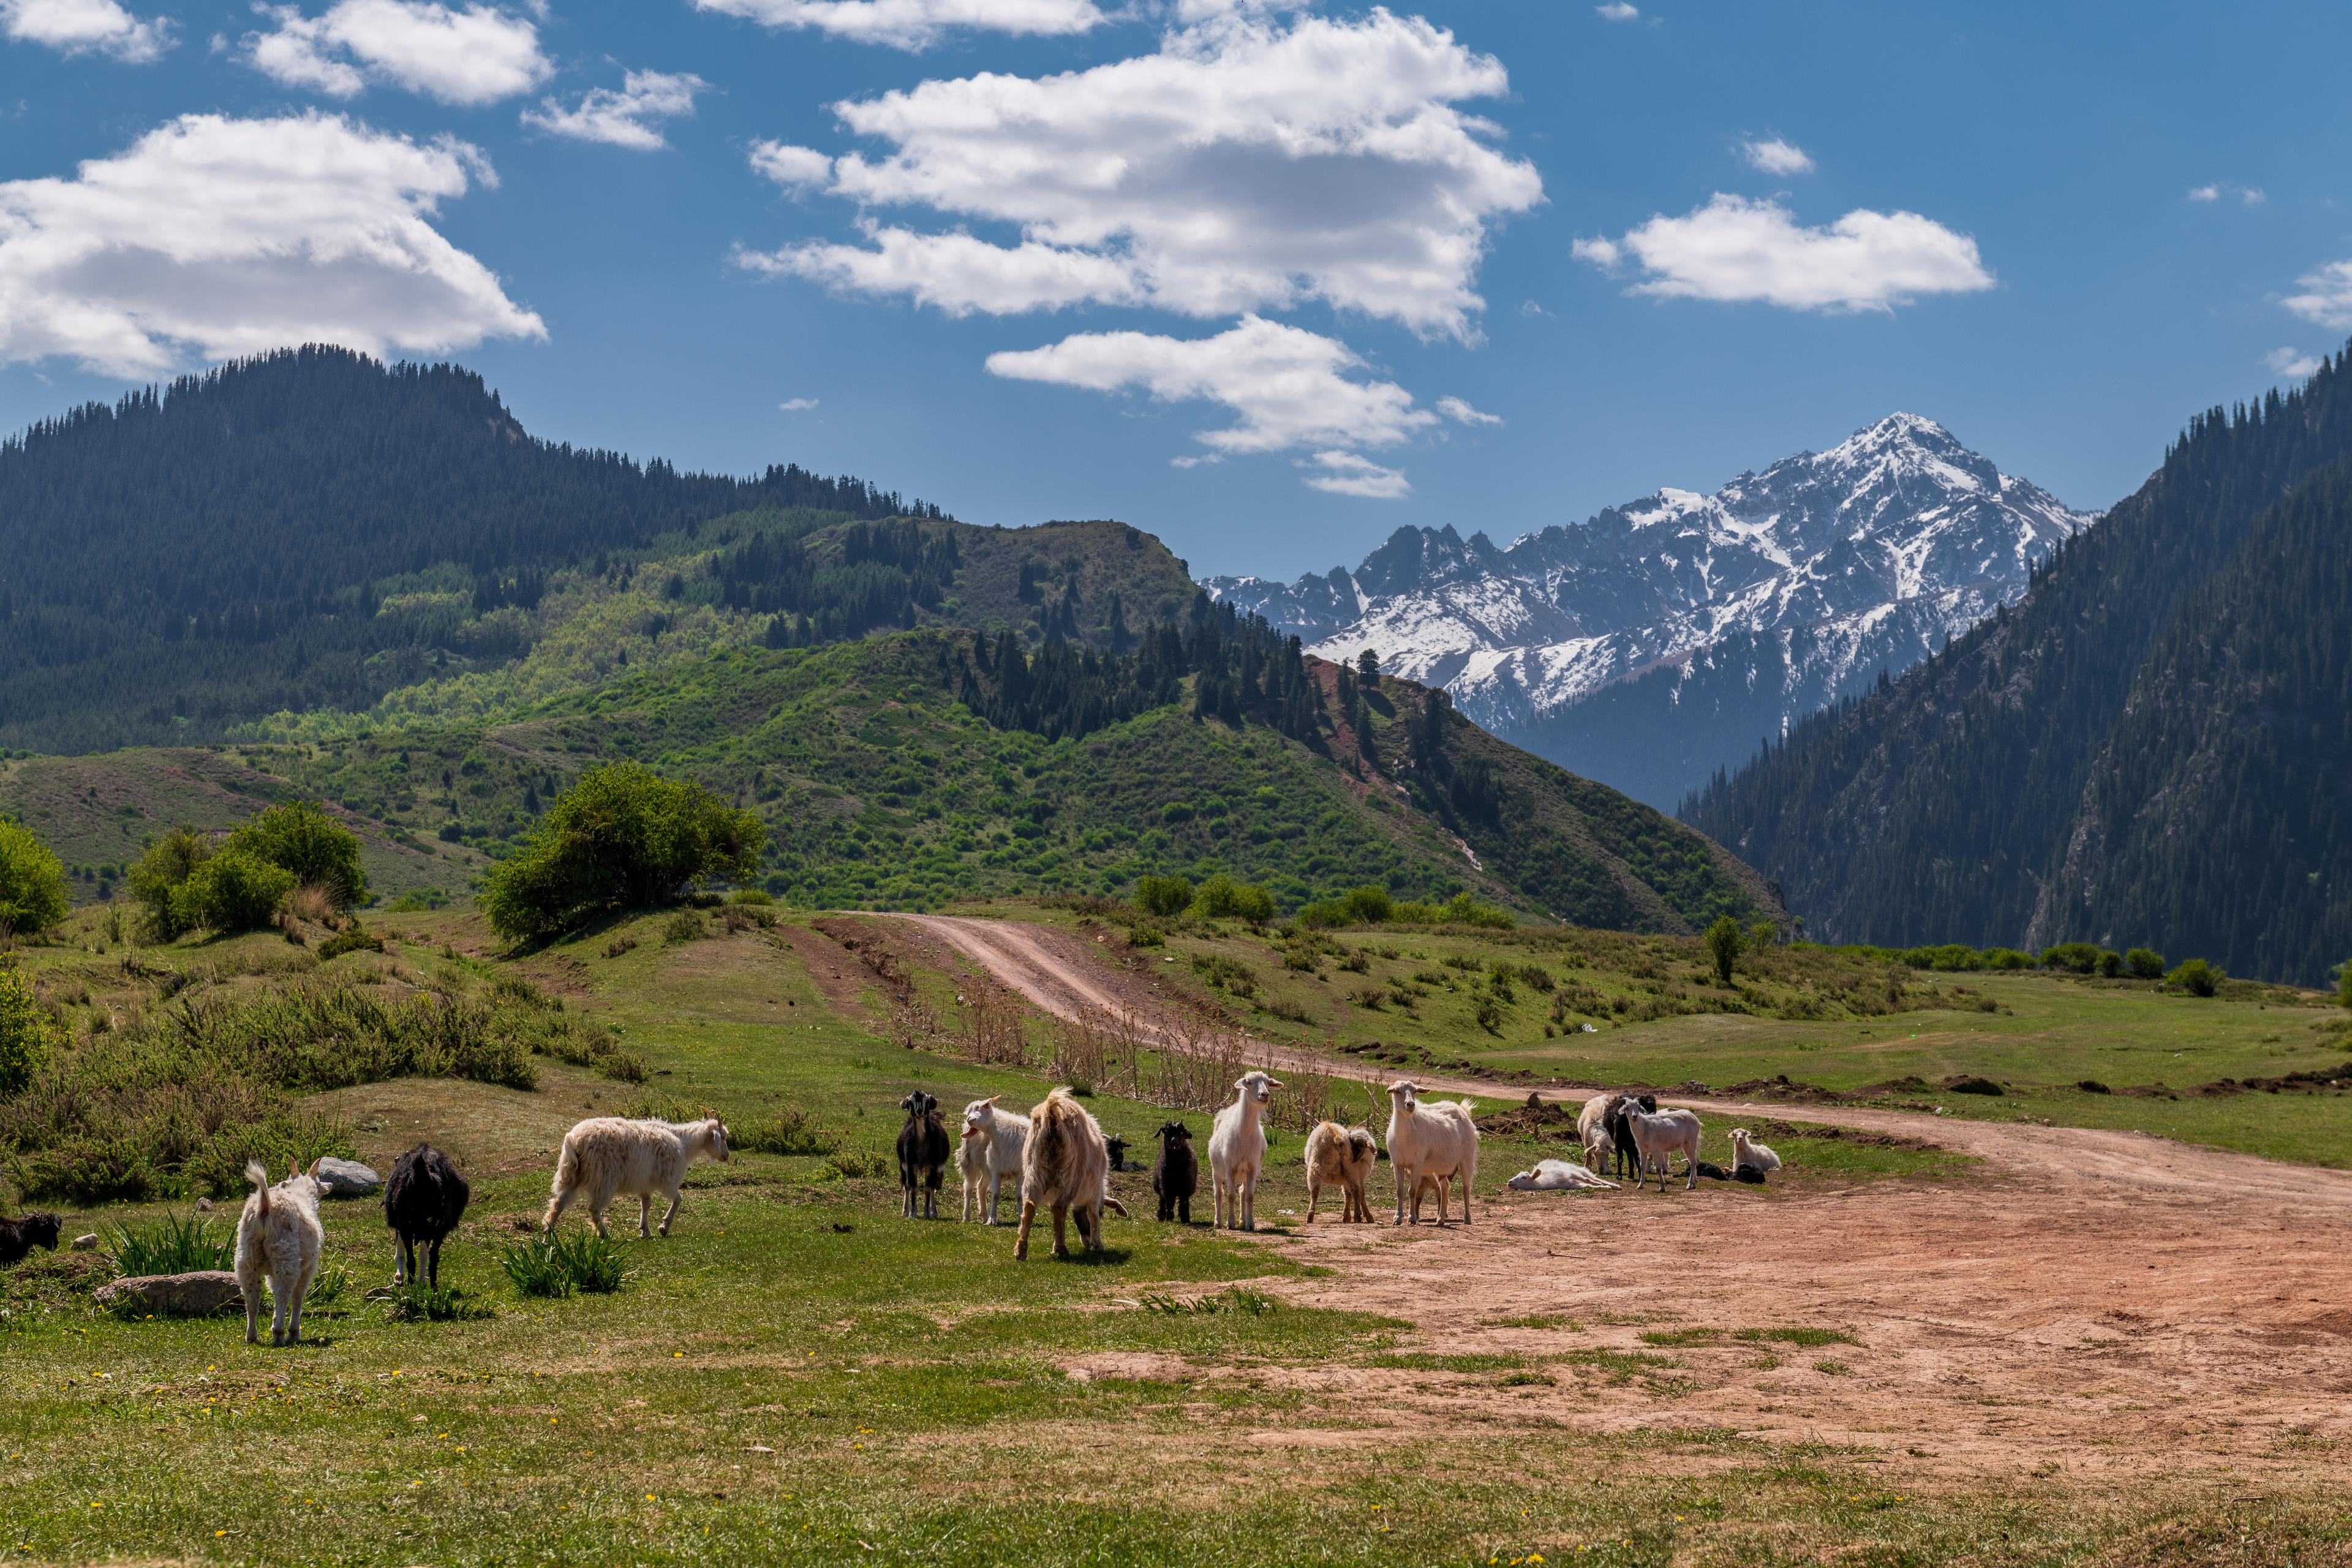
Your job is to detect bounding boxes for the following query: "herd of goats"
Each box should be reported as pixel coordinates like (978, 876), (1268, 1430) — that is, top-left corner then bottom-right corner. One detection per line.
(0, 1075), (1781, 1348)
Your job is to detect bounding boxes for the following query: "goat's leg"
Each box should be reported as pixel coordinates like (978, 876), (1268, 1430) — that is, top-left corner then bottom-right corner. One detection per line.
(1239, 1170), (1256, 1232)
(1177, 1194), (1190, 1224)
(1305, 1177), (1320, 1224)
(1014, 1199), (1038, 1260)
(392, 1235), (409, 1287)
(243, 1272), (263, 1345)
(589, 1205), (610, 1239)
(542, 1183), (578, 1234)
(657, 1188), (682, 1237)
(289, 1259), (316, 1344)
(426, 1237), (442, 1292)
(1051, 1203), (1069, 1260)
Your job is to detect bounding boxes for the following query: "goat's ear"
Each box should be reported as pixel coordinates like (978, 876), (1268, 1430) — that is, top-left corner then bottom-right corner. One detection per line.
(979, 1096), (998, 1109)
(1266, 1079), (1284, 1089)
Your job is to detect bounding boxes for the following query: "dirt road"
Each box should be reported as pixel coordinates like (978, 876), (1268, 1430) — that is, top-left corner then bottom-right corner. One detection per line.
(889, 911), (2352, 1486)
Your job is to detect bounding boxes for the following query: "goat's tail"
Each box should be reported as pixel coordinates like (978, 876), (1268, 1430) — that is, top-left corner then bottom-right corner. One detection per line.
(246, 1160), (271, 1210)
(541, 1135), (581, 1229)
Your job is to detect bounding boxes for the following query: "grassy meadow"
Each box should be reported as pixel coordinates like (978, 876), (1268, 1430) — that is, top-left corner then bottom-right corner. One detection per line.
(1, 898), (2348, 1564)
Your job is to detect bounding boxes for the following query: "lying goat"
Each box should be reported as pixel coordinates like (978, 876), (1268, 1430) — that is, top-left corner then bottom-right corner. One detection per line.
(1505, 1159), (1618, 1191)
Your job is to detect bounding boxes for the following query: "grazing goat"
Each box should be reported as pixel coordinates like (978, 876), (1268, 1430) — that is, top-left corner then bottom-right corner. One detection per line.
(1384, 1080), (1479, 1226)
(0, 1212), (61, 1265)
(1152, 1121), (1197, 1223)
(897, 1091), (952, 1219)
(1303, 1122), (1378, 1223)
(1624, 1106), (1703, 1192)
(236, 1160), (325, 1347)
(1605, 1093), (1659, 1180)
(1576, 1093), (1615, 1169)
(383, 1144), (469, 1290)
(1208, 1071), (1282, 1232)
(1506, 1159), (1617, 1191)
(1015, 1088), (1113, 1261)
(1731, 1128), (1782, 1177)
(957, 1095), (1029, 1224)
(543, 1116), (731, 1238)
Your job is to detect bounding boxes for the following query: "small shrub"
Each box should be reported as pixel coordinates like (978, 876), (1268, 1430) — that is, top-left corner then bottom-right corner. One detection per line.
(0, 818), (70, 937)
(2168, 957), (2222, 997)
(2124, 947), (2166, 980)
(108, 1212), (233, 1275)
(0, 960), (61, 1095)
(604, 933), (639, 959)
(1472, 995), (1502, 1033)
(728, 888), (775, 907)
(1194, 874), (1275, 924)
(719, 903), (775, 933)
(1134, 875), (1194, 918)
(498, 1230), (626, 1297)
(2097, 949), (2124, 978)
(819, 1149), (887, 1181)
(385, 1283), (493, 1322)
(732, 1105), (834, 1156)
(2040, 941), (2102, 975)
(1337, 950), (1370, 973)
(1340, 885), (1392, 924)
(316, 925), (385, 960)
(662, 909), (706, 945)
(1137, 1286), (1275, 1316)
(2076, 1079), (2111, 1094)
(173, 851), (297, 935)
(305, 1264), (355, 1309)
(1704, 915), (1741, 988)
(481, 763), (763, 941)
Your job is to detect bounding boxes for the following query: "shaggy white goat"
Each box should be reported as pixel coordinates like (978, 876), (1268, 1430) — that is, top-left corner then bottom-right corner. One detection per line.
(1730, 1127), (1782, 1176)
(1505, 1158), (1618, 1192)
(1576, 1093), (1615, 1167)
(236, 1159), (325, 1347)
(959, 1095), (1030, 1224)
(1302, 1121), (1378, 1223)
(1015, 1088), (1114, 1261)
(543, 1116), (731, 1238)
(1384, 1080), (1479, 1226)
(1208, 1071), (1282, 1232)
(1624, 1106), (1703, 1192)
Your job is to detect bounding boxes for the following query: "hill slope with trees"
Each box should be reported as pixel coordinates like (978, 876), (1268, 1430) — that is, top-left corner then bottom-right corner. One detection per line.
(1683, 344), (2352, 984)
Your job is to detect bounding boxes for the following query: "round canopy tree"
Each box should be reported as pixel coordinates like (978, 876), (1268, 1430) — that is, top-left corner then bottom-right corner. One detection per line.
(483, 763), (764, 941)
(0, 818), (69, 938)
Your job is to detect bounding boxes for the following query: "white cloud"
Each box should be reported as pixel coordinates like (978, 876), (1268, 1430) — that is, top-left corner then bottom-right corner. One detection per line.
(2188, 181), (2264, 207)
(2283, 260), (2352, 331)
(1436, 394), (1499, 426)
(692, 0), (1101, 50)
(778, 396), (820, 410)
(522, 70), (706, 151)
(740, 9), (1542, 339)
(748, 141), (834, 190)
(2264, 347), (2321, 380)
(246, 0), (549, 105)
(1304, 450), (1408, 498)
(986, 315), (1436, 496)
(1741, 137), (1813, 176)
(2187, 184), (2219, 203)
(1594, 2), (1637, 18)
(2241, 187), (2267, 206)
(1, 0), (170, 59)
(1575, 192), (1992, 312)
(0, 111), (545, 377)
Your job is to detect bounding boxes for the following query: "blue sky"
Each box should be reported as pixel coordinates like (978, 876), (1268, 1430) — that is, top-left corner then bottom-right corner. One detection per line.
(4, 0), (2349, 579)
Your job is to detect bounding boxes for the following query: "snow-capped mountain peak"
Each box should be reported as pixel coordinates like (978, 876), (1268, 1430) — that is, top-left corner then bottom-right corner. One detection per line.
(1205, 415), (2097, 807)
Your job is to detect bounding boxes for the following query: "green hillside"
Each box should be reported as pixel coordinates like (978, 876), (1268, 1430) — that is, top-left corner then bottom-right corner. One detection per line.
(2, 627), (1776, 932)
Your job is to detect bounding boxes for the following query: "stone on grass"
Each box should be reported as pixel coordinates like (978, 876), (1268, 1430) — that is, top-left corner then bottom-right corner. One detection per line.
(96, 1271), (244, 1315)
(314, 1157), (382, 1197)
(70, 1233), (100, 1251)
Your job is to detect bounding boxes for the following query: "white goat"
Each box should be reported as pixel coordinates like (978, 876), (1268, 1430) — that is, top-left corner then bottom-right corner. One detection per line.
(1014, 1088), (1114, 1261)
(236, 1159), (325, 1347)
(1624, 1106), (1703, 1192)
(959, 1095), (1029, 1224)
(543, 1116), (731, 1238)
(1303, 1121), (1378, 1223)
(1384, 1080), (1479, 1226)
(1506, 1158), (1618, 1192)
(1575, 1093), (1615, 1167)
(1730, 1127), (1782, 1176)
(1208, 1071), (1282, 1232)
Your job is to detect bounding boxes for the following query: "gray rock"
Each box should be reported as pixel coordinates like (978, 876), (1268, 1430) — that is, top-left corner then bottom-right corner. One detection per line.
(96, 1271), (244, 1315)
(314, 1157), (382, 1197)
(70, 1233), (99, 1251)
(195, 1196), (214, 1212)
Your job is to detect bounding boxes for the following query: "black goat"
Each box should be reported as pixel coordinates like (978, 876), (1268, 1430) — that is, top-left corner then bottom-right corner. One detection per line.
(0, 1212), (61, 1266)
(897, 1091), (951, 1219)
(1150, 1121), (1197, 1223)
(1605, 1093), (1658, 1180)
(1106, 1135), (1129, 1172)
(383, 1144), (470, 1291)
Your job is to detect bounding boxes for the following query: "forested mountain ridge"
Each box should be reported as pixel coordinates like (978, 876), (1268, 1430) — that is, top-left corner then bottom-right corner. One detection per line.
(0, 347), (1196, 753)
(1683, 345), (2352, 984)
(0, 626), (1779, 933)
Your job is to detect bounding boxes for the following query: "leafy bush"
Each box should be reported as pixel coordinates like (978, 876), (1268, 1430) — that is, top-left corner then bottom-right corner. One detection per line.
(2097, 949), (2124, 978)
(171, 851), (297, 935)
(1704, 914), (1742, 988)
(1135, 875), (1194, 917)
(0, 960), (61, 1095)
(127, 827), (213, 939)
(2168, 957), (2222, 997)
(731, 1105), (834, 1156)
(482, 763), (764, 941)
(2039, 942), (2103, 975)
(662, 909), (706, 944)
(728, 888), (775, 906)
(499, 1229), (627, 1298)
(108, 1212), (233, 1275)
(1124, 922), (1164, 948)
(1193, 874), (1274, 922)
(1341, 884), (1392, 924)
(0, 818), (69, 937)
(2125, 947), (2166, 980)
(226, 802), (369, 909)
(316, 925), (385, 960)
